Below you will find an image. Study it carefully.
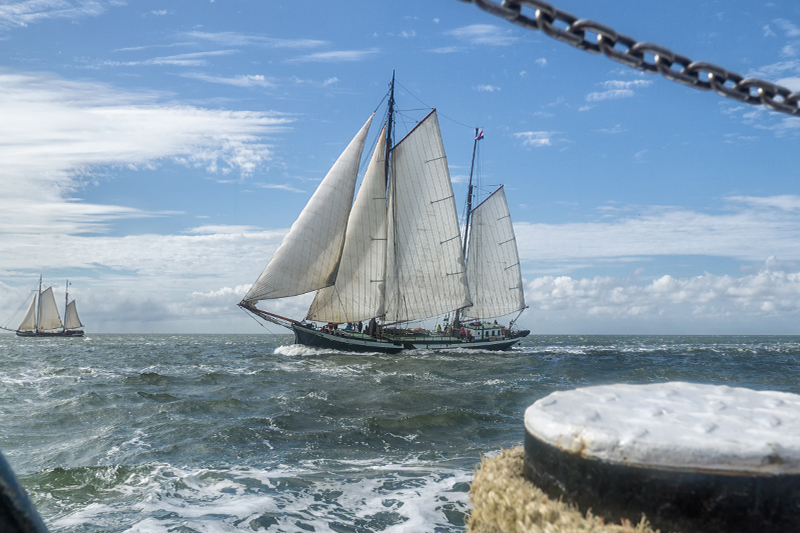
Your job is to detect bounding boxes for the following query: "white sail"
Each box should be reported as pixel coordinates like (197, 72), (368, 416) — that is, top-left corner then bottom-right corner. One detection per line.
(307, 128), (387, 323)
(462, 186), (526, 319)
(18, 295), (36, 331)
(244, 115), (374, 302)
(384, 111), (471, 322)
(64, 300), (84, 329)
(38, 287), (63, 330)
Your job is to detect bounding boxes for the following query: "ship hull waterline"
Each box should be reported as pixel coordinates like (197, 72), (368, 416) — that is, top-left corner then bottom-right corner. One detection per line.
(292, 324), (526, 353)
(15, 330), (84, 337)
(293, 324), (404, 354)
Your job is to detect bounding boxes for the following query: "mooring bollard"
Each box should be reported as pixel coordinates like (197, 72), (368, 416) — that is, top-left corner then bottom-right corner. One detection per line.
(523, 382), (800, 533)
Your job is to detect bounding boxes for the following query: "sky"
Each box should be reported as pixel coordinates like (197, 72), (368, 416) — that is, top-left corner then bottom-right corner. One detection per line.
(0, 0), (799, 335)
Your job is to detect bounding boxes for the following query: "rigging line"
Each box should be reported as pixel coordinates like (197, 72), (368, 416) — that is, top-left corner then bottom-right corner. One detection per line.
(242, 308), (275, 333)
(372, 86), (391, 116)
(394, 80), (476, 130)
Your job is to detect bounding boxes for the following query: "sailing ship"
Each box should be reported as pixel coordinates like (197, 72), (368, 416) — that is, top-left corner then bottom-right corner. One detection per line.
(2, 277), (85, 337)
(239, 74), (529, 353)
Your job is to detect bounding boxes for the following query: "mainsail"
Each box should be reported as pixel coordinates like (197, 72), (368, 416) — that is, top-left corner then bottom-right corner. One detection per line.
(307, 128), (388, 323)
(64, 300), (84, 329)
(244, 114), (374, 302)
(384, 111), (471, 322)
(18, 295), (37, 331)
(462, 186), (526, 319)
(38, 287), (63, 330)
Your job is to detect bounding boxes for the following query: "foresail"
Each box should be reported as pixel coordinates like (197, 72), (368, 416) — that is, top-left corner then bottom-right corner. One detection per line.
(64, 300), (84, 329)
(384, 111), (471, 322)
(307, 127), (387, 323)
(18, 295), (36, 331)
(244, 114), (374, 302)
(38, 287), (63, 330)
(462, 186), (526, 319)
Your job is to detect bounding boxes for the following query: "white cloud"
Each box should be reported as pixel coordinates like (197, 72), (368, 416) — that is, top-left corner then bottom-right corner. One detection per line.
(185, 225), (262, 234)
(0, 0), (109, 30)
(601, 80), (653, 90)
(514, 131), (559, 148)
(181, 72), (276, 87)
(0, 70), (290, 239)
(774, 18), (800, 38)
(105, 50), (237, 68)
(5, 194), (800, 333)
(727, 195), (800, 210)
(256, 183), (306, 193)
(597, 124), (625, 134)
(535, 58), (547, 67)
(428, 46), (461, 54)
(288, 49), (379, 63)
(777, 77), (800, 91)
(446, 24), (516, 46)
(525, 263), (800, 331)
(586, 80), (653, 102)
(476, 84), (501, 92)
(782, 42), (800, 57)
(586, 89), (634, 102)
(747, 60), (800, 79)
(513, 197), (800, 266)
(183, 31), (326, 49)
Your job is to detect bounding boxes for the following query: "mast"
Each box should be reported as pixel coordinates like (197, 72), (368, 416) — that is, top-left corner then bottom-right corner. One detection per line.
(35, 275), (42, 333)
(461, 128), (480, 257)
(386, 70), (398, 323)
(454, 128), (480, 329)
(385, 70), (395, 186)
(64, 280), (69, 333)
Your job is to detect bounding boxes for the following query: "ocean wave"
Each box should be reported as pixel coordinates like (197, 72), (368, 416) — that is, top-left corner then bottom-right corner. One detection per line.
(41, 461), (471, 533)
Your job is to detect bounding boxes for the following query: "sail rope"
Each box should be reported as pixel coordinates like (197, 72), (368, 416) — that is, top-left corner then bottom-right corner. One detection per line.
(241, 306), (280, 334)
(1, 285), (37, 330)
(394, 80), (477, 130)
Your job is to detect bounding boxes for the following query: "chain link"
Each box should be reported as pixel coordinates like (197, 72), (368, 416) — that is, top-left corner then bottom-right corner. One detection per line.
(459, 0), (800, 117)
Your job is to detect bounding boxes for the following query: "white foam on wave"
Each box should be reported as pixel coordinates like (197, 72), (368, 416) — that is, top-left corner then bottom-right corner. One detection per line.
(50, 460), (472, 532)
(274, 344), (385, 357)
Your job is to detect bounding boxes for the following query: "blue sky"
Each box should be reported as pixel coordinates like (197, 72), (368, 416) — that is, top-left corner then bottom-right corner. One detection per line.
(1, 0), (799, 334)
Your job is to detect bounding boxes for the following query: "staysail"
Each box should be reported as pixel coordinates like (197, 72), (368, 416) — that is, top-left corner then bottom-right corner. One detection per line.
(38, 287), (63, 330)
(307, 128), (388, 323)
(64, 300), (84, 329)
(384, 111), (471, 322)
(18, 295), (37, 331)
(462, 186), (526, 319)
(244, 115), (374, 302)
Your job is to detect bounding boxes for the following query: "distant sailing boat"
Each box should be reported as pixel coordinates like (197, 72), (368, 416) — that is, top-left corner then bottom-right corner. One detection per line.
(239, 74), (529, 352)
(2, 277), (85, 337)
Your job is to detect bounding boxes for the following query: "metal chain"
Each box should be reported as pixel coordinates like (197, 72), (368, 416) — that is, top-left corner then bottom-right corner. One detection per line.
(458, 0), (800, 116)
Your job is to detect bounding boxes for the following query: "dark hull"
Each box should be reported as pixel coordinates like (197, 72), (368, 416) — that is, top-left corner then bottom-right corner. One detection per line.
(394, 336), (521, 350)
(292, 324), (523, 353)
(16, 330), (84, 337)
(293, 325), (403, 354)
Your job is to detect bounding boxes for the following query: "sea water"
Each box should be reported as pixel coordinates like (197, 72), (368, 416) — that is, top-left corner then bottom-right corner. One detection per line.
(1, 334), (799, 532)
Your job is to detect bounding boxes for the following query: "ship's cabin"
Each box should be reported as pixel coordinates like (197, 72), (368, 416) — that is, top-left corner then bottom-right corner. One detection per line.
(463, 321), (507, 341)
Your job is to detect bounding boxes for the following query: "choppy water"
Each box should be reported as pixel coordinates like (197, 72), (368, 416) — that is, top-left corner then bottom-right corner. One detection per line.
(2, 334), (800, 532)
